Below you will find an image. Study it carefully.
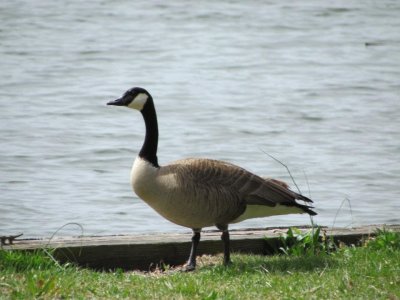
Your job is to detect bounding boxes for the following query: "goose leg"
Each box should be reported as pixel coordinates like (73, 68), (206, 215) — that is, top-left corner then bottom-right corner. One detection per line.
(217, 224), (231, 266)
(185, 229), (201, 271)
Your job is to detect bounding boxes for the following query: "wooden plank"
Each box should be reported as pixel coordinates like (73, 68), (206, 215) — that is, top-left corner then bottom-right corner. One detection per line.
(2, 225), (399, 270)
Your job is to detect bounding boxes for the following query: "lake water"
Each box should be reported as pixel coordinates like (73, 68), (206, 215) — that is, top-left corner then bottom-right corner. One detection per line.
(1, 0), (399, 237)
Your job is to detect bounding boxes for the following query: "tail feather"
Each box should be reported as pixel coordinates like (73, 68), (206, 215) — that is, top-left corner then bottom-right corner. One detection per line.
(293, 191), (317, 215)
(297, 193), (313, 203)
(282, 200), (317, 216)
(299, 204), (317, 216)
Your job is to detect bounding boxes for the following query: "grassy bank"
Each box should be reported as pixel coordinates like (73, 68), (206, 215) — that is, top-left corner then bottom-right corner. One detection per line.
(1, 229), (399, 299)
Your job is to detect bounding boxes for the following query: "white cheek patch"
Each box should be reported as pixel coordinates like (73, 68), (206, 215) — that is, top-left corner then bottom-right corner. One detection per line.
(128, 93), (148, 111)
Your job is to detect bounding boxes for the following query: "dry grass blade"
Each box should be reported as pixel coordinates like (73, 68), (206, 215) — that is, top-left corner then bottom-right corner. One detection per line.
(259, 149), (302, 195)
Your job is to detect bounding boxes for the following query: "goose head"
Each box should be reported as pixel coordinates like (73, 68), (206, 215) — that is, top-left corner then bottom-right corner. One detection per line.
(107, 87), (150, 111)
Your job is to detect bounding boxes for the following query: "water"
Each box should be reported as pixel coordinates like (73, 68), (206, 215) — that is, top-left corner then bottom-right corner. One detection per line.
(1, 0), (399, 237)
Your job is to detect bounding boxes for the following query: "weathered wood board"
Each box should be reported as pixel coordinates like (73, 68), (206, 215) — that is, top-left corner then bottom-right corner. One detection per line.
(2, 225), (399, 271)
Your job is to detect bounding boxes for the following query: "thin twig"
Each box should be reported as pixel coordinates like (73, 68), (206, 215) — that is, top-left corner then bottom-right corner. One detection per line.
(42, 248), (64, 270)
(45, 222), (84, 248)
(302, 169), (311, 199)
(259, 148), (302, 194)
(43, 222), (85, 264)
(346, 197), (354, 226)
(302, 169), (315, 225)
(332, 197), (352, 230)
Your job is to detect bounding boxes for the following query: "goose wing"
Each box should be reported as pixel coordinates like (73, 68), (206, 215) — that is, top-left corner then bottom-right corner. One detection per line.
(201, 158), (316, 211)
(163, 158), (315, 225)
(161, 158), (247, 224)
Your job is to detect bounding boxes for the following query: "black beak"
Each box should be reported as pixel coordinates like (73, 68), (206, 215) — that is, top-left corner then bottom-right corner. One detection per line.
(107, 97), (125, 106)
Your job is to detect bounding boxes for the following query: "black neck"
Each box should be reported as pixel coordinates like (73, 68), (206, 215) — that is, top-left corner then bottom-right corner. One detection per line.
(139, 97), (159, 168)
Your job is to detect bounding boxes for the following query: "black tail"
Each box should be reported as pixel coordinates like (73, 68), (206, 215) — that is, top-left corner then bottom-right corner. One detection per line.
(297, 193), (313, 203)
(284, 192), (317, 216)
(301, 204), (317, 216)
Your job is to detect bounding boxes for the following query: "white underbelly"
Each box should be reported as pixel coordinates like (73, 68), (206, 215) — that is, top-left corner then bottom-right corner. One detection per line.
(232, 204), (304, 223)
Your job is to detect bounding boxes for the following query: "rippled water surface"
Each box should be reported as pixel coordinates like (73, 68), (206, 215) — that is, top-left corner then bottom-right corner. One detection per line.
(1, 0), (399, 237)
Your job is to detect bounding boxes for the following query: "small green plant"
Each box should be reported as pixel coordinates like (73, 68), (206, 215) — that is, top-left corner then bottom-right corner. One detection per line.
(365, 228), (400, 251)
(277, 226), (331, 256)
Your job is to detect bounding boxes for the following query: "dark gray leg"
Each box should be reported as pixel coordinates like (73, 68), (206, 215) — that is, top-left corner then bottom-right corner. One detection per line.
(217, 224), (231, 266)
(185, 229), (201, 271)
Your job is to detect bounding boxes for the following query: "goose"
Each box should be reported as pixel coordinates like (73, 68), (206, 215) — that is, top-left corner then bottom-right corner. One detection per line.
(107, 87), (316, 271)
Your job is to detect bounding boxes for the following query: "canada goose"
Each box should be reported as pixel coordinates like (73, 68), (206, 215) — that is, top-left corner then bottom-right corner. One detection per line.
(107, 87), (316, 271)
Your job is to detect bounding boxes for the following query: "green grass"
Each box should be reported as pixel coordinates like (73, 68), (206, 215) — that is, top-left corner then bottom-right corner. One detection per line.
(1, 230), (399, 299)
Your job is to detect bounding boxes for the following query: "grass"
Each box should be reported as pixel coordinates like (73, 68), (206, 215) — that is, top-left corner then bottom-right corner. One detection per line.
(1, 229), (399, 299)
